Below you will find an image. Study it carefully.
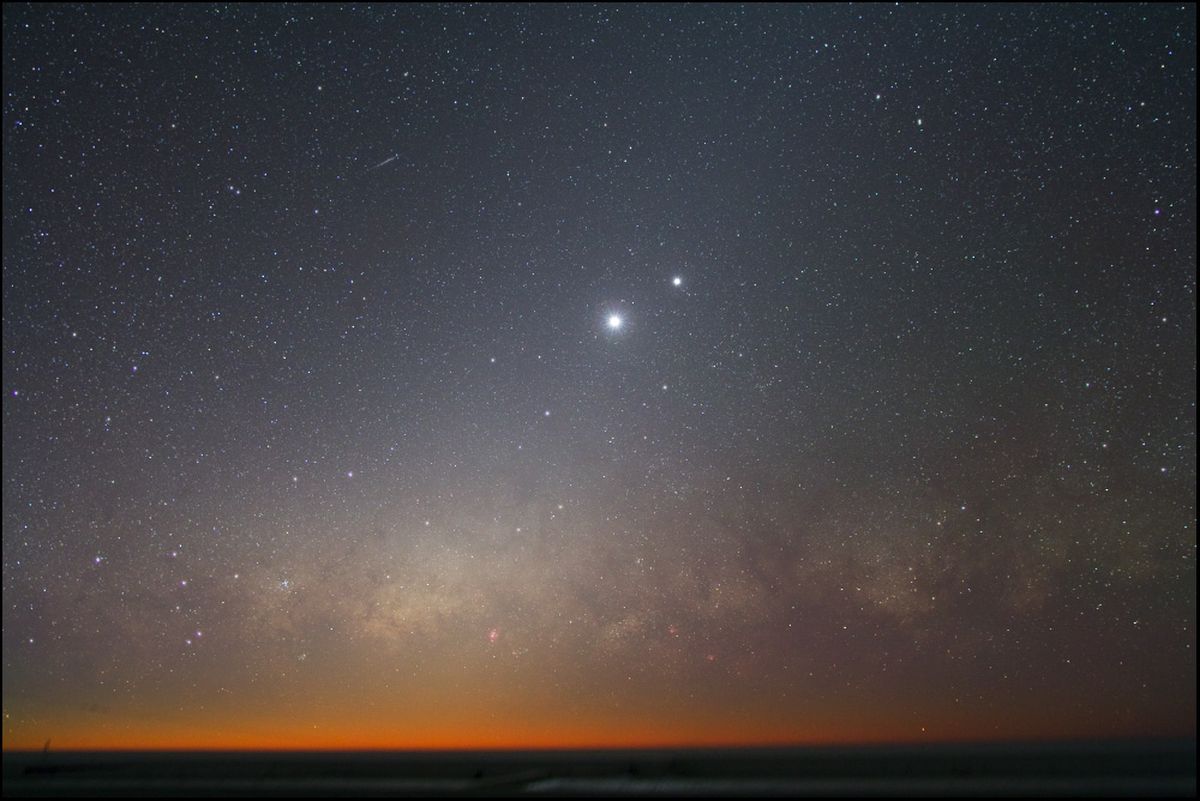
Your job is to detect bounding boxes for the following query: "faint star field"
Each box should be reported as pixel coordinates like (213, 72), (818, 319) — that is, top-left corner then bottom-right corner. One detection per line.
(1, 4), (1195, 750)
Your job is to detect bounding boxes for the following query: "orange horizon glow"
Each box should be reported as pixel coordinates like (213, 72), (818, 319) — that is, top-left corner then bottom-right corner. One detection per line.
(6, 712), (1192, 753)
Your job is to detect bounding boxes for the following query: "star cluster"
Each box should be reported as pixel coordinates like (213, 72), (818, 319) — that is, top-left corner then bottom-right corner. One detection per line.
(2, 5), (1195, 749)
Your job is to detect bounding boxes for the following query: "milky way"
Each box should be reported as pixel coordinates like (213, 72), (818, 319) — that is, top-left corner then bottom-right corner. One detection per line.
(2, 4), (1195, 749)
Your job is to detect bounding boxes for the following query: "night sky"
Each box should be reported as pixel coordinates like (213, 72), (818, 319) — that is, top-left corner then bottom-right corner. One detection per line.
(2, 4), (1196, 750)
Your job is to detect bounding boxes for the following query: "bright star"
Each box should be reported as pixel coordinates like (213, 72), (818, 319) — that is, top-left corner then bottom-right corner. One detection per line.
(607, 314), (623, 330)
(672, 276), (682, 286)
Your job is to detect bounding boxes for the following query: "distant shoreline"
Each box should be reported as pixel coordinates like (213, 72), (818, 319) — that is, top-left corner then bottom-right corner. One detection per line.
(5, 739), (1195, 797)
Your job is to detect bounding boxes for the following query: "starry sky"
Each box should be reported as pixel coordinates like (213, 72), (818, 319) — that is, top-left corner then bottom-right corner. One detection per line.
(2, 4), (1196, 751)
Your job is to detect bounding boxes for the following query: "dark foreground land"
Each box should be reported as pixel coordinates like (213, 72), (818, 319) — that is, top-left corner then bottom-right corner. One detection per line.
(3, 739), (1195, 796)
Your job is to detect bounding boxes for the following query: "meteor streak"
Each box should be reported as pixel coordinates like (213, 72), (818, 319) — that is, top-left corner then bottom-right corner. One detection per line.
(368, 154), (399, 170)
